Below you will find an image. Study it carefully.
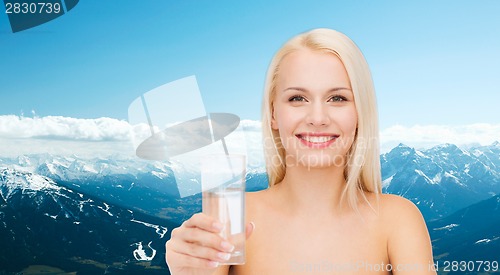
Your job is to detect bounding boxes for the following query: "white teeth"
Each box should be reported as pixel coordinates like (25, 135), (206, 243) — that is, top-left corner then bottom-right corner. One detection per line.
(300, 136), (335, 143)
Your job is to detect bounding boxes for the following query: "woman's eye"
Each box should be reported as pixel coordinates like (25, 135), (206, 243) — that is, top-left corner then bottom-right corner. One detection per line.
(289, 95), (306, 102)
(329, 95), (348, 102)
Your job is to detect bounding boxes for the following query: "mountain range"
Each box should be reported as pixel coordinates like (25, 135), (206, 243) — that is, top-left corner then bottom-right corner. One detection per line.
(0, 167), (174, 274)
(429, 194), (500, 263)
(0, 142), (498, 274)
(0, 154), (267, 274)
(381, 142), (500, 221)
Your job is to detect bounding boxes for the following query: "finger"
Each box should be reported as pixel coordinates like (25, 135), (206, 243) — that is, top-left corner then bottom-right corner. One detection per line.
(179, 227), (235, 253)
(169, 240), (233, 263)
(166, 249), (221, 269)
(182, 213), (223, 233)
(245, 222), (255, 239)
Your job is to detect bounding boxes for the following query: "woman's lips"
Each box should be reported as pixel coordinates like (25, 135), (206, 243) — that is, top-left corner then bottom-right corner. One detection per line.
(295, 133), (339, 148)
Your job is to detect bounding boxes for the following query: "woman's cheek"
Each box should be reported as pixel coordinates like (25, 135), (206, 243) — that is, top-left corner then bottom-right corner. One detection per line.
(339, 107), (358, 134)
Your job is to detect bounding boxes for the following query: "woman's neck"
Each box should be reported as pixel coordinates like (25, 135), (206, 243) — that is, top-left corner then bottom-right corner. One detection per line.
(271, 163), (349, 218)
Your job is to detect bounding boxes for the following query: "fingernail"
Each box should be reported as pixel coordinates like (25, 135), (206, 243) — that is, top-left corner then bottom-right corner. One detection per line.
(217, 252), (231, 261)
(212, 222), (223, 231)
(221, 241), (235, 252)
(250, 221), (255, 230)
(208, 261), (219, 268)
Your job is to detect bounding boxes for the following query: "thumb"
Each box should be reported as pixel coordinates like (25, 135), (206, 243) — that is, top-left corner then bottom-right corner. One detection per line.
(245, 222), (255, 239)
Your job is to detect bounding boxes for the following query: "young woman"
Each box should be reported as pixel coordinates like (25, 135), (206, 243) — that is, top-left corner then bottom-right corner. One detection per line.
(166, 28), (436, 275)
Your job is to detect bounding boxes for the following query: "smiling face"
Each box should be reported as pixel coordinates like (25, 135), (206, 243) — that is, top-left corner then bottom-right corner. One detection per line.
(271, 48), (358, 169)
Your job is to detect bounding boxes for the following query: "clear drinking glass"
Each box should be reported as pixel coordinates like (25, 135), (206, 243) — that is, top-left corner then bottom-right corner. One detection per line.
(201, 154), (246, 265)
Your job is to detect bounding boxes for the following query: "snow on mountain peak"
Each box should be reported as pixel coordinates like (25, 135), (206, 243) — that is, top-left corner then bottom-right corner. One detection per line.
(17, 155), (32, 166)
(414, 169), (439, 185)
(68, 159), (98, 174)
(387, 143), (415, 158)
(1, 154), (180, 182)
(381, 142), (500, 220)
(0, 167), (60, 201)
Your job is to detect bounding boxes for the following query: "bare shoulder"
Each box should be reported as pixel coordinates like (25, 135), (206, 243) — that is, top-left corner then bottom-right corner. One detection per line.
(376, 194), (436, 274)
(376, 193), (423, 221)
(375, 193), (429, 242)
(356, 193), (425, 234)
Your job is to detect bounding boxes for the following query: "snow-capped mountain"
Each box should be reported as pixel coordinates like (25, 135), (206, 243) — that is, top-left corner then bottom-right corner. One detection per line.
(0, 167), (174, 274)
(0, 155), (267, 274)
(1, 142), (498, 223)
(0, 153), (267, 220)
(0, 167), (61, 202)
(1, 153), (175, 183)
(381, 142), (499, 220)
(1, 154), (196, 221)
(1, 142), (498, 274)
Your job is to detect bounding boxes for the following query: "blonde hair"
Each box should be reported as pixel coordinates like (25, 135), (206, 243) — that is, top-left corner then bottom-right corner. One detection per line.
(261, 28), (382, 210)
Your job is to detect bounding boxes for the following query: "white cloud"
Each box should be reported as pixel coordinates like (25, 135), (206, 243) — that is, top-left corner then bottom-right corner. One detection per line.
(0, 115), (132, 141)
(0, 116), (266, 161)
(0, 115), (137, 158)
(1, 115), (497, 157)
(380, 123), (500, 152)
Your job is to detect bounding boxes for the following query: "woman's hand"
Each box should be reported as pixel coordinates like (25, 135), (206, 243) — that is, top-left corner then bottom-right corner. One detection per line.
(165, 213), (254, 275)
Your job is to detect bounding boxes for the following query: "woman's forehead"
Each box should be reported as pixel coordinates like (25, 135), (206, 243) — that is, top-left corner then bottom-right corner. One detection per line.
(276, 49), (351, 90)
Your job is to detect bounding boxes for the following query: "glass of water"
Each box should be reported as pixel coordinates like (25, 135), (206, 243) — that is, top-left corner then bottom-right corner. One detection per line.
(201, 154), (246, 265)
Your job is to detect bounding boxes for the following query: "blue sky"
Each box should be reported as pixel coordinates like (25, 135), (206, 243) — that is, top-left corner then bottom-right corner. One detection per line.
(1, 0), (499, 131)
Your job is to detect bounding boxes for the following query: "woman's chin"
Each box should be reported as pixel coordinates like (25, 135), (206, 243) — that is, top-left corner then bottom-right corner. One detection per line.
(286, 153), (346, 170)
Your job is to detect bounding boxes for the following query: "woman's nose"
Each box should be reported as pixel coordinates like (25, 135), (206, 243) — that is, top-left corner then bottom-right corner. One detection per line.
(305, 102), (330, 126)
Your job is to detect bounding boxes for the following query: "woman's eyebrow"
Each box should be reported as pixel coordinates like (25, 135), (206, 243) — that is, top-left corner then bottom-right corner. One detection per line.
(283, 87), (352, 93)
